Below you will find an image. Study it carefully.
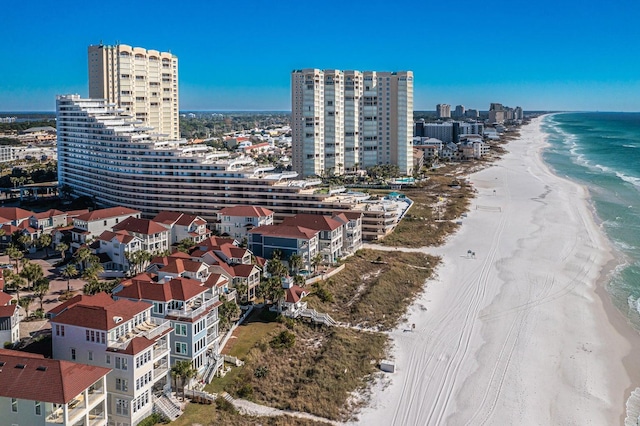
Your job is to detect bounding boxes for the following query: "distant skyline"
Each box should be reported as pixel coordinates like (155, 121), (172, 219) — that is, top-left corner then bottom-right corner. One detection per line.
(1, 0), (639, 112)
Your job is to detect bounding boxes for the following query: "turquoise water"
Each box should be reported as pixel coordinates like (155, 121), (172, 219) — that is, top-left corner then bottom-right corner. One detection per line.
(541, 113), (640, 319)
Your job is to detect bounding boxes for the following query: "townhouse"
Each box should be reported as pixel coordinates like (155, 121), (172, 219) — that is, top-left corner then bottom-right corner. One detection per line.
(50, 293), (172, 426)
(0, 349), (110, 426)
(114, 275), (223, 381)
(71, 207), (141, 250)
(281, 214), (344, 264)
(152, 212), (210, 245)
(216, 205), (274, 242)
(248, 224), (319, 269)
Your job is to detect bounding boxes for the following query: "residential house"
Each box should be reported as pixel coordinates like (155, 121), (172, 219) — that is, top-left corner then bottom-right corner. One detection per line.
(71, 207), (141, 250)
(112, 217), (170, 254)
(281, 214), (344, 264)
(0, 304), (19, 345)
(216, 206), (274, 242)
(0, 207), (34, 227)
(96, 230), (143, 277)
(50, 293), (172, 426)
(28, 209), (68, 232)
(332, 211), (363, 255)
(0, 349), (110, 426)
(114, 275), (223, 380)
(248, 224), (319, 269)
(152, 211), (210, 245)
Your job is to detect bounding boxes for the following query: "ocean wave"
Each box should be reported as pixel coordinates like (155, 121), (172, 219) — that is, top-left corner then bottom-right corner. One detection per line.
(623, 144), (639, 149)
(615, 171), (640, 187)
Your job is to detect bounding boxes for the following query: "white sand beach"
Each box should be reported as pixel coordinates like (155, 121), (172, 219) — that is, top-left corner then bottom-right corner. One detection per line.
(355, 117), (637, 425)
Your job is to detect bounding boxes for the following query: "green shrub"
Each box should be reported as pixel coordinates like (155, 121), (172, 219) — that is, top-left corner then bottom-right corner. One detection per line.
(254, 366), (269, 378)
(237, 383), (253, 398)
(136, 413), (164, 426)
(215, 396), (237, 413)
(270, 330), (296, 350)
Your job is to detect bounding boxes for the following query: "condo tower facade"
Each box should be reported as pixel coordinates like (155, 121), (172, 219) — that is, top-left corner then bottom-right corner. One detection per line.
(291, 69), (414, 178)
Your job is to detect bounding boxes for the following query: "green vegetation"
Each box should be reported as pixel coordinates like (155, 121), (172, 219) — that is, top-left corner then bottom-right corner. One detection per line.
(219, 320), (386, 422)
(307, 249), (438, 330)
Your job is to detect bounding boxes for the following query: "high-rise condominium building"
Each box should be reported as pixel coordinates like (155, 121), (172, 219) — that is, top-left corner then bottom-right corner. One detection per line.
(88, 43), (179, 140)
(56, 95), (406, 241)
(291, 69), (413, 177)
(436, 104), (451, 119)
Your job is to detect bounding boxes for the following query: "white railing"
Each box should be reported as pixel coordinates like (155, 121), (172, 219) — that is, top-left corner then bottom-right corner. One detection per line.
(165, 296), (219, 319)
(109, 317), (171, 350)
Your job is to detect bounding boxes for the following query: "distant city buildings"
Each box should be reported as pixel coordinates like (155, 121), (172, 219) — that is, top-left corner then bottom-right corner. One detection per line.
(453, 105), (465, 118)
(465, 109), (479, 119)
(414, 120), (484, 143)
(489, 103), (523, 124)
(436, 104), (451, 119)
(88, 43), (179, 140)
(291, 69), (414, 177)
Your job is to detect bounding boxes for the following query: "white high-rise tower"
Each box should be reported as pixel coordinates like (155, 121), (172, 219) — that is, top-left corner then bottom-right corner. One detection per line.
(292, 69), (413, 177)
(88, 43), (179, 140)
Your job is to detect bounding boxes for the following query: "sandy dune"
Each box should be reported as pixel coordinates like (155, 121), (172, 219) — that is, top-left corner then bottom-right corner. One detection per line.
(355, 117), (634, 425)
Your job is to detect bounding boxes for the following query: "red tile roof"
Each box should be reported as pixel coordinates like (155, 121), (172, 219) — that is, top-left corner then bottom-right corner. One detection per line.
(232, 264), (258, 278)
(0, 207), (35, 222)
(0, 349), (110, 404)
(0, 292), (12, 306)
(159, 258), (206, 275)
(47, 292), (115, 317)
(98, 230), (136, 244)
(0, 304), (17, 317)
(117, 277), (206, 302)
(51, 296), (151, 331)
(285, 285), (307, 304)
(113, 217), (167, 235)
(32, 209), (66, 220)
(74, 206), (140, 222)
(332, 210), (362, 221)
(282, 213), (343, 231)
(218, 205), (274, 218)
(152, 211), (183, 225)
(249, 224), (318, 240)
(198, 236), (237, 250)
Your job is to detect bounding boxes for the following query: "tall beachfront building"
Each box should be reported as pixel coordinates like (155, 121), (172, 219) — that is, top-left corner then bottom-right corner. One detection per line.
(291, 69), (413, 177)
(88, 43), (179, 140)
(56, 95), (407, 241)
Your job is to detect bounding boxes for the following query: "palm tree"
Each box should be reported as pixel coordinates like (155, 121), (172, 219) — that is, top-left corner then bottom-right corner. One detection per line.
(266, 257), (287, 279)
(6, 244), (23, 272)
(7, 273), (26, 302)
(17, 234), (32, 252)
(38, 233), (52, 257)
(311, 253), (323, 274)
(21, 262), (44, 291)
(61, 264), (78, 292)
(33, 278), (50, 311)
(288, 253), (303, 275)
(18, 296), (31, 318)
(171, 360), (198, 401)
(55, 242), (69, 261)
(74, 247), (92, 270)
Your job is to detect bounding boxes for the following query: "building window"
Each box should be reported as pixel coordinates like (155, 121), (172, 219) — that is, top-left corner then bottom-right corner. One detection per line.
(175, 342), (187, 354)
(88, 351), (93, 361)
(115, 356), (128, 370)
(116, 378), (128, 392)
(116, 398), (129, 416)
(35, 400), (41, 415)
(11, 398), (17, 412)
(106, 354), (111, 364)
(71, 348), (76, 360)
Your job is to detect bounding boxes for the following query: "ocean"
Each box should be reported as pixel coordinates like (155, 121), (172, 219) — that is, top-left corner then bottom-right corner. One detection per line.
(541, 113), (640, 323)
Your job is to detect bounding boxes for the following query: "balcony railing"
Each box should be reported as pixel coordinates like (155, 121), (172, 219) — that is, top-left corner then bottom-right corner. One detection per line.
(206, 332), (220, 347)
(109, 317), (171, 350)
(166, 296), (219, 320)
(154, 362), (169, 379)
(206, 311), (219, 327)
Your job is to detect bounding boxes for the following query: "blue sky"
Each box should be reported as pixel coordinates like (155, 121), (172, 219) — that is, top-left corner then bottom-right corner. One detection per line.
(1, 0), (639, 112)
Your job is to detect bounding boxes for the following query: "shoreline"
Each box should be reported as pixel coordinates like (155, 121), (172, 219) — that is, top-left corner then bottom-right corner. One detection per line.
(355, 116), (635, 425)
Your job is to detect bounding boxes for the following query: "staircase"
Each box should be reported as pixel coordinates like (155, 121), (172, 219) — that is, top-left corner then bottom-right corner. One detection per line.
(299, 308), (337, 326)
(153, 394), (183, 421)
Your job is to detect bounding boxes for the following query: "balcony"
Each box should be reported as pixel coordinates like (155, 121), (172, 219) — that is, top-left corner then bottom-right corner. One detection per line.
(88, 403), (107, 426)
(153, 338), (169, 359)
(206, 332), (220, 347)
(206, 311), (219, 327)
(153, 359), (169, 378)
(166, 296), (219, 320)
(109, 317), (171, 350)
(87, 381), (106, 407)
